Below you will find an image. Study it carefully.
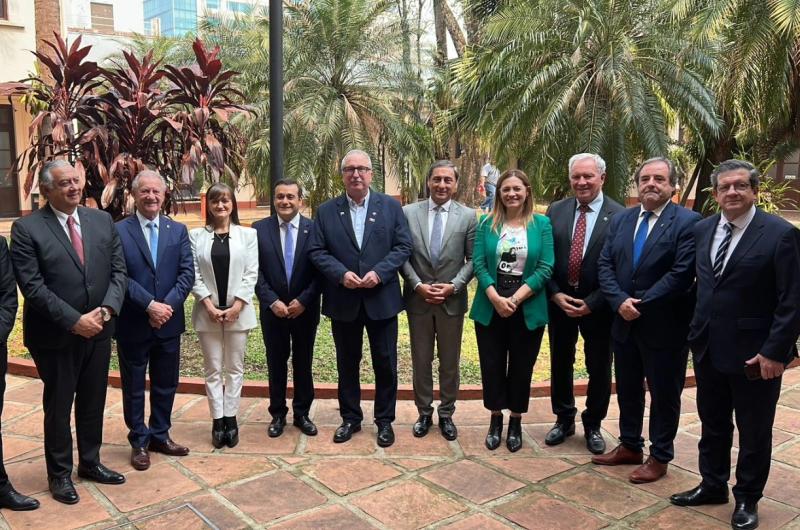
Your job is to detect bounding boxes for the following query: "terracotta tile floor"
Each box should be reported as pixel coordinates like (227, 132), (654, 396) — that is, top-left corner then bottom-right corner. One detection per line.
(1, 372), (799, 529)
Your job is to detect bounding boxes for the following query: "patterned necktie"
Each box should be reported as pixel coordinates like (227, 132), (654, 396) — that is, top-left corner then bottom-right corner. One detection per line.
(283, 222), (294, 283)
(712, 222), (734, 279)
(66, 216), (84, 265)
(429, 205), (443, 267)
(567, 204), (590, 286)
(632, 210), (653, 268)
(147, 221), (158, 267)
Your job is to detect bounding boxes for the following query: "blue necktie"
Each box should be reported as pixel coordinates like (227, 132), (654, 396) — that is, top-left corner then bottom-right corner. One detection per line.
(147, 221), (158, 267)
(632, 211), (652, 268)
(283, 222), (294, 283)
(429, 206), (443, 266)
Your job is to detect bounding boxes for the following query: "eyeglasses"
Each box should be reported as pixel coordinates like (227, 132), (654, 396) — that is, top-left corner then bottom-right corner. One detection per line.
(343, 166), (372, 176)
(716, 182), (752, 193)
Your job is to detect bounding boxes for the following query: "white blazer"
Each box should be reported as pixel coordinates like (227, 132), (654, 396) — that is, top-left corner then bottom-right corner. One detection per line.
(189, 224), (258, 332)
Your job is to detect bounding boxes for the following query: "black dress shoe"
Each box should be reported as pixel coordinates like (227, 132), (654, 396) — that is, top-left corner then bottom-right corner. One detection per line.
(0, 487), (39, 511)
(439, 417), (458, 441)
(412, 415), (433, 437)
(212, 418), (226, 448)
(732, 500), (759, 529)
(485, 413), (503, 450)
(669, 484), (729, 506)
(77, 463), (126, 485)
(293, 415), (318, 436)
(333, 421), (361, 443)
(49, 476), (79, 505)
(376, 423), (395, 448)
(544, 422), (575, 446)
(506, 416), (523, 452)
(223, 416), (239, 448)
(584, 428), (606, 455)
(148, 437), (190, 456)
(268, 416), (287, 438)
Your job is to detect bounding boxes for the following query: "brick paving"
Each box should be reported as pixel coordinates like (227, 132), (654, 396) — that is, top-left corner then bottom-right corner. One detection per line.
(0, 370), (798, 529)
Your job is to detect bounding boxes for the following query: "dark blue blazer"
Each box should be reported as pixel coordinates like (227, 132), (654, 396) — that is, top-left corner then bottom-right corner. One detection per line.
(115, 214), (194, 341)
(308, 190), (412, 322)
(689, 209), (800, 374)
(253, 214), (320, 320)
(597, 201), (701, 347)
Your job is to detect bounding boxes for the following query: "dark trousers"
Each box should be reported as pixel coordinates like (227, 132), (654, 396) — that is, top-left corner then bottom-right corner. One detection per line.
(614, 335), (688, 463)
(262, 310), (317, 418)
(475, 310), (545, 413)
(331, 310), (398, 425)
(30, 337), (111, 478)
(548, 302), (613, 429)
(695, 356), (782, 502)
(0, 344), (10, 494)
(117, 335), (180, 448)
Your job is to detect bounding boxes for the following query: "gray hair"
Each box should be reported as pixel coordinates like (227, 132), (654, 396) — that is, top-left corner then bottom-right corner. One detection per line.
(634, 157), (678, 187)
(710, 159), (760, 189)
(38, 160), (73, 190)
(426, 160), (460, 181)
(131, 169), (167, 192)
(340, 149), (372, 172)
(568, 153), (606, 175)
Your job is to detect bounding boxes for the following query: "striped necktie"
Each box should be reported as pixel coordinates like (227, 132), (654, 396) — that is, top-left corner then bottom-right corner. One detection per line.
(712, 222), (734, 279)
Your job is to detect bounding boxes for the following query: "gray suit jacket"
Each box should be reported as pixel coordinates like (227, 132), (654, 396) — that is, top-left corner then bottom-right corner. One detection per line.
(401, 199), (477, 316)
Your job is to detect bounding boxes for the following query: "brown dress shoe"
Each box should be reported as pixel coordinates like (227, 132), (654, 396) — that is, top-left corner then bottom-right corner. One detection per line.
(130, 447), (150, 471)
(629, 456), (668, 483)
(591, 444), (644, 466)
(148, 438), (190, 456)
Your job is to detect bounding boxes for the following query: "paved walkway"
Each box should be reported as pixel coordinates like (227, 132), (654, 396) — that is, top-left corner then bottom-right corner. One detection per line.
(0, 371), (799, 529)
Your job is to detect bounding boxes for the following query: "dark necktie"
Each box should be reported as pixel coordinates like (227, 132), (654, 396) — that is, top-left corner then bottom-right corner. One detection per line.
(567, 204), (590, 286)
(283, 222), (294, 283)
(66, 216), (84, 265)
(632, 211), (653, 268)
(712, 222), (734, 279)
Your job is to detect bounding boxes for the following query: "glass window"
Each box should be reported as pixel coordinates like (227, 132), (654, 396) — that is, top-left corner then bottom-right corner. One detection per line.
(90, 2), (115, 32)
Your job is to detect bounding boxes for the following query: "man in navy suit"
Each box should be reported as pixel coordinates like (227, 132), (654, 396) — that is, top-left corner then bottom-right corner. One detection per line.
(254, 179), (321, 438)
(595, 157), (701, 483)
(115, 170), (194, 470)
(309, 149), (412, 447)
(669, 160), (800, 530)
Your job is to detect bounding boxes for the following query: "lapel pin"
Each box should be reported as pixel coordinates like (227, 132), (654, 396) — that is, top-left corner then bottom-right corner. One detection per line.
(303, 229), (308, 234)
(603, 216), (608, 222)
(369, 218), (376, 222)
(339, 212), (344, 216)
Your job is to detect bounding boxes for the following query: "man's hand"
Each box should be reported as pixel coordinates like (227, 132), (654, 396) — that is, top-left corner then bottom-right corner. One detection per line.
(360, 271), (381, 288)
(618, 297), (641, 321)
(271, 300), (290, 318)
(72, 309), (104, 338)
(416, 283), (452, 305)
(287, 299), (306, 318)
(745, 354), (785, 380)
(148, 316), (163, 329)
(551, 293), (591, 317)
(147, 301), (173, 327)
(342, 271), (362, 289)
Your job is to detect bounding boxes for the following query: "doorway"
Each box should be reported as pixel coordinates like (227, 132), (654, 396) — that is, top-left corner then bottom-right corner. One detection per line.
(0, 106), (19, 217)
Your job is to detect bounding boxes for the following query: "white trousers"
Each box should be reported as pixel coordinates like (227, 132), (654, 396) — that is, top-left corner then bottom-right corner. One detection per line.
(197, 330), (248, 419)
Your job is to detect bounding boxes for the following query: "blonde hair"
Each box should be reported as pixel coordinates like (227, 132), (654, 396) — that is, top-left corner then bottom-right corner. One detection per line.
(487, 169), (536, 233)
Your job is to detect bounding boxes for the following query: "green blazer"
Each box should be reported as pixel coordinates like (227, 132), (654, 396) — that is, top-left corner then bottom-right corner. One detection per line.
(469, 213), (554, 330)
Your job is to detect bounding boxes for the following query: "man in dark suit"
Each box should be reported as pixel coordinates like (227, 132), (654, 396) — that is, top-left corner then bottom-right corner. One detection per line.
(115, 170), (194, 471)
(669, 160), (800, 530)
(595, 157), (700, 484)
(254, 179), (321, 438)
(401, 160), (476, 441)
(545, 153), (623, 455)
(0, 236), (39, 511)
(309, 149), (412, 447)
(11, 160), (127, 504)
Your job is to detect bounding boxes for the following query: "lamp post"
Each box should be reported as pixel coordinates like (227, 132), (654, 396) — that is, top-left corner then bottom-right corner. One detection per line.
(269, 0), (283, 209)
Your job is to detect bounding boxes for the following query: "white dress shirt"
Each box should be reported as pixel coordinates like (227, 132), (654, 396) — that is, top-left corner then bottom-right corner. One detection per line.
(571, 192), (604, 257)
(633, 200), (671, 242)
(710, 204), (756, 274)
(278, 212), (301, 255)
(136, 210), (160, 252)
(347, 190), (370, 248)
(51, 206), (82, 239)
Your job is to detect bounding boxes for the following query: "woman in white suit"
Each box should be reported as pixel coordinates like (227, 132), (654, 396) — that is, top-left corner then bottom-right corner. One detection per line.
(190, 183), (258, 448)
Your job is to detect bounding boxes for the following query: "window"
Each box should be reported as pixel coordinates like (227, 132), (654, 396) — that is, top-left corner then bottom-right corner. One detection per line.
(228, 1), (251, 14)
(90, 2), (114, 32)
(206, 0), (220, 8)
(0, 0), (7, 20)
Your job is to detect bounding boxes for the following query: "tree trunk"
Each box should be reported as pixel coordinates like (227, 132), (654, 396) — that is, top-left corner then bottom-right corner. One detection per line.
(433, 0), (447, 67)
(440, 0), (466, 57)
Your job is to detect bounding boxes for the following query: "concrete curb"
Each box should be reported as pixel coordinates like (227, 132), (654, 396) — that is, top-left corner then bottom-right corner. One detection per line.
(7, 357), (698, 399)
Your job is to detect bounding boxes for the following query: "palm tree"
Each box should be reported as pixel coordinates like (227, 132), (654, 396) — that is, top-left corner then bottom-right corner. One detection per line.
(454, 0), (721, 201)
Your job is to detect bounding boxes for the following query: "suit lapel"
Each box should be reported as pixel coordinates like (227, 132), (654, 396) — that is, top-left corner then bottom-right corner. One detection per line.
(336, 195), (359, 250)
(360, 192), (381, 250)
(156, 215), (170, 269)
(619, 207), (637, 267)
(268, 216), (287, 278)
(416, 201), (432, 262)
(293, 216), (312, 272)
(699, 213), (718, 278)
(440, 201), (461, 254)
(43, 205), (83, 271)
(584, 198), (613, 256)
(718, 209), (764, 283)
(635, 202), (675, 271)
(127, 215), (156, 271)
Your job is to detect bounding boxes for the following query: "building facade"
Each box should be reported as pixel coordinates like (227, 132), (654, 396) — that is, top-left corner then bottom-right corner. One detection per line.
(144, 0), (267, 37)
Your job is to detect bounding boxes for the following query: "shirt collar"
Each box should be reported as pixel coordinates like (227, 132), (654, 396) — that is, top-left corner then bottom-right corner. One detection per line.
(136, 210), (159, 230)
(51, 205), (79, 227)
(429, 198), (451, 212)
(279, 213), (301, 229)
(721, 204), (756, 230)
(347, 189), (370, 209)
(575, 192), (604, 213)
(639, 199), (670, 218)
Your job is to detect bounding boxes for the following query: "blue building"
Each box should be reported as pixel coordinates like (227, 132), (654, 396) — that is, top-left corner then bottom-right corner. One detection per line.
(144, 0), (265, 37)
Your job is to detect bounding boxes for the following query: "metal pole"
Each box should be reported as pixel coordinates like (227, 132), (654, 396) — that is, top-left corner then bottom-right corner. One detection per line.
(269, 0), (283, 211)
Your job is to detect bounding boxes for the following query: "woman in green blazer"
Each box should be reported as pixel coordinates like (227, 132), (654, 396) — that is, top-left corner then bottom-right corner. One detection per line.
(469, 169), (554, 452)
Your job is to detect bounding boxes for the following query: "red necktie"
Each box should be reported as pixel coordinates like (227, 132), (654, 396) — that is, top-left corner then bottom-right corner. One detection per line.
(66, 216), (84, 265)
(567, 204), (590, 286)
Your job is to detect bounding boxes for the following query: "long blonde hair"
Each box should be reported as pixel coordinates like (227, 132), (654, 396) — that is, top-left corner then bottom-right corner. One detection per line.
(488, 169), (535, 233)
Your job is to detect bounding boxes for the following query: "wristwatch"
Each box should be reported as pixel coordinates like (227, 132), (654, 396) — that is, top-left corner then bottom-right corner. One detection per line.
(100, 307), (112, 322)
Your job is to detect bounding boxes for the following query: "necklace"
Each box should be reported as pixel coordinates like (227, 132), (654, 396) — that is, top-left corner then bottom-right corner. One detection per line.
(214, 232), (229, 243)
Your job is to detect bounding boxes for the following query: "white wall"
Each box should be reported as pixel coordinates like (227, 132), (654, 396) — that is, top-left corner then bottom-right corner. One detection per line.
(66, 0), (144, 33)
(0, 0), (38, 82)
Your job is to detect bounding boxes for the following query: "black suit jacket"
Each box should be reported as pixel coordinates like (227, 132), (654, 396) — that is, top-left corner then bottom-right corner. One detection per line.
(253, 214), (321, 321)
(689, 209), (800, 374)
(0, 237), (17, 345)
(10, 205), (127, 350)
(546, 194), (624, 312)
(598, 201), (701, 347)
